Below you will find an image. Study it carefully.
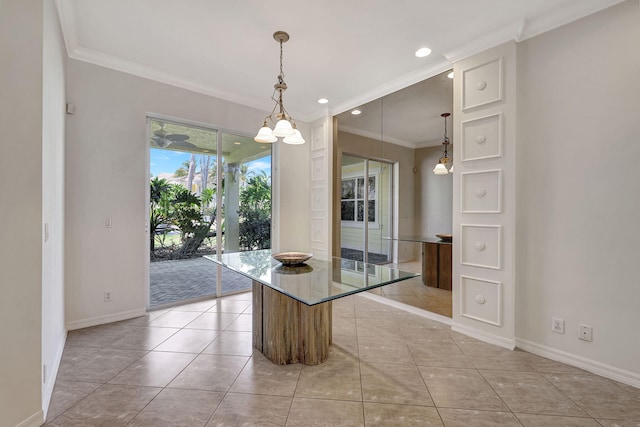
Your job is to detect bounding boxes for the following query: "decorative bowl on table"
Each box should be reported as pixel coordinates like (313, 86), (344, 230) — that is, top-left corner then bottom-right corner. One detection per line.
(272, 252), (313, 266)
(436, 233), (452, 242)
(274, 264), (314, 274)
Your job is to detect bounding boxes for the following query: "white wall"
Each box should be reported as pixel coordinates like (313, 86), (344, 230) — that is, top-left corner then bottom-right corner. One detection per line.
(516, 0), (640, 382)
(415, 145), (453, 237)
(0, 0), (44, 425)
(272, 136), (311, 253)
(41, 0), (67, 416)
(65, 59), (310, 328)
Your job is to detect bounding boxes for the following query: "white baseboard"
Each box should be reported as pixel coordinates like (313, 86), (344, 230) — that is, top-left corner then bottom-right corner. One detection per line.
(66, 308), (147, 331)
(516, 338), (640, 389)
(360, 292), (453, 326)
(451, 321), (516, 350)
(16, 410), (44, 427)
(42, 331), (67, 421)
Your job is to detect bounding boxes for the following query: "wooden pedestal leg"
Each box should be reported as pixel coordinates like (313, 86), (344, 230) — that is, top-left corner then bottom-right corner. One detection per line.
(252, 280), (331, 365)
(298, 300), (332, 365)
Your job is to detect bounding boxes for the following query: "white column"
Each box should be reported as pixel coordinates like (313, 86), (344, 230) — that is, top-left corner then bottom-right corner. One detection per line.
(451, 41), (517, 349)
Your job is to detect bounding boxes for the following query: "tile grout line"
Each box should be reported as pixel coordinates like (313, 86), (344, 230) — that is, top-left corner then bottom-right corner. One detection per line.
(355, 306), (367, 424)
(197, 306), (251, 426)
(127, 303), (250, 426)
(48, 293), (639, 425)
(535, 369), (601, 422)
(116, 310), (212, 426)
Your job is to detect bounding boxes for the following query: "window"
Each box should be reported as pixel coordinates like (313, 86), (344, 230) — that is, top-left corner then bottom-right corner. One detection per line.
(341, 175), (376, 223)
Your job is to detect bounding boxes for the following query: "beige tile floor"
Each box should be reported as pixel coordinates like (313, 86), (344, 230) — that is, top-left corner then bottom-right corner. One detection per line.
(46, 292), (640, 426)
(370, 260), (453, 318)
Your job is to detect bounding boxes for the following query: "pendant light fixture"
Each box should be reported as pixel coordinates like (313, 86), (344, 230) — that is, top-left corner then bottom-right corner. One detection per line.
(254, 31), (305, 145)
(433, 112), (452, 175)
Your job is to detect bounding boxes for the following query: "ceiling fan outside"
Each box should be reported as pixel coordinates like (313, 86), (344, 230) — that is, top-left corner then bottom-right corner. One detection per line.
(151, 123), (196, 149)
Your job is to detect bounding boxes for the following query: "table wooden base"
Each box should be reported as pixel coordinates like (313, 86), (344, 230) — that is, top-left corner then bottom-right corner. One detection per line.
(252, 280), (332, 365)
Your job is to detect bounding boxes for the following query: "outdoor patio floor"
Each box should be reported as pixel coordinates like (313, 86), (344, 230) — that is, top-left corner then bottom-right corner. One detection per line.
(150, 258), (251, 307)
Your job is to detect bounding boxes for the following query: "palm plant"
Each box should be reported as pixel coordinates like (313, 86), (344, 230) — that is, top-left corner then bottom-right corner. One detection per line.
(149, 177), (172, 251)
(238, 172), (271, 250)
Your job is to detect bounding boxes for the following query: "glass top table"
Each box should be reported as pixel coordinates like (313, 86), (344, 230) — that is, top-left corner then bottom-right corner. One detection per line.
(205, 249), (419, 306)
(384, 235), (451, 244)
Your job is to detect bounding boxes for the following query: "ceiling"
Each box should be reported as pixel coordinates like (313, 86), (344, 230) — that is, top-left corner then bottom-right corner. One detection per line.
(336, 70), (454, 148)
(56, 0), (622, 134)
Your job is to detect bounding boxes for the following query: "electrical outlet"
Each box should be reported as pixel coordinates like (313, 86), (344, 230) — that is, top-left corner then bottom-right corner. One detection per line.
(104, 291), (113, 302)
(578, 324), (593, 341)
(552, 317), (565, 334)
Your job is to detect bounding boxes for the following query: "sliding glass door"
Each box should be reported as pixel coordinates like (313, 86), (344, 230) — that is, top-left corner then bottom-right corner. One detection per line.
(147, 117), (272, 307)
(340, 154), (393, 264)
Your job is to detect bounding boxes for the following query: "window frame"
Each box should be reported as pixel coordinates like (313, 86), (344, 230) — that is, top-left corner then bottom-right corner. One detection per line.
(340, 172), (380, 229)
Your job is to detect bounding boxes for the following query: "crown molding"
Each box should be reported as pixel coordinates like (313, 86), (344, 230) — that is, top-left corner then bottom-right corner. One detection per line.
(72, 46), (314, 121)
(443, 21), (522, 63)
(518, 0), (626, 41)
(304, 105), (332, 124)
(338, 126), (417, 149)
(55, 0), (624, 125)
(54, 0), (78, 57)
(414, 138), (446, 149)
(54, 0), (313, 122)
(338, 127), (444, 150)
(329, 60), (453, 119)
(444, 0), (626, 63)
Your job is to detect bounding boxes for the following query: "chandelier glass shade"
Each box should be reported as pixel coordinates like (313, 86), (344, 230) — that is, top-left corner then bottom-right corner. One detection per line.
(433, 112), (453, 174)
(433, 162), (449, 174)
(254, 31), (305, 145)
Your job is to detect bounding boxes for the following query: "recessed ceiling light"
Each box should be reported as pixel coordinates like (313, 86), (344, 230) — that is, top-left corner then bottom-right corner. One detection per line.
(447, 71), (454, 79)
(234, 142), (241, 145)
(415, 47), (432, 58)
(203, 150), (210, 153)
(351, 109), (362, 115)
(317, 98), (329, 104)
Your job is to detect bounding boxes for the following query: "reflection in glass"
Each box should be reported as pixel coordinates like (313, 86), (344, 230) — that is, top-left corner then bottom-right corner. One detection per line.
(342, 179), (355, 199)
(341, 201), (355, 221)
(207, 250), (418, 306)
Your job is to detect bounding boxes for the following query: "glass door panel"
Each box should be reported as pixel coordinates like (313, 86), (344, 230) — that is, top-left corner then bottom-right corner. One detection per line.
(340, 155), (367, 262)
(367, 160), (393, 264)
(340, 154), (394, 265)
(148, 118), (219, 308)
(218, 132), (272, 296)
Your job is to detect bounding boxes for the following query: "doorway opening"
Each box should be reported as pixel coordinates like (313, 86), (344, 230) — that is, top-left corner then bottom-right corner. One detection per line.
(147, 117), (272, 308)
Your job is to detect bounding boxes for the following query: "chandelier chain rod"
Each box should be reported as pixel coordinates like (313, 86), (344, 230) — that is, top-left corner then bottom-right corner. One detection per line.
(279, 38), (285, 81)
(254, 31), (305, 144)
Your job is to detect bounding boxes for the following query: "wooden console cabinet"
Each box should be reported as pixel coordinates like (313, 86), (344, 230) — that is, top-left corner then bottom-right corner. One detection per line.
(422, 241), (452, 290)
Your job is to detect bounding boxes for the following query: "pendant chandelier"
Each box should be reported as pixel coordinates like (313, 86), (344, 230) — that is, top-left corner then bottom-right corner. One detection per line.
(433, 112), (453, 174)
(254, 31), (305, 145)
